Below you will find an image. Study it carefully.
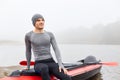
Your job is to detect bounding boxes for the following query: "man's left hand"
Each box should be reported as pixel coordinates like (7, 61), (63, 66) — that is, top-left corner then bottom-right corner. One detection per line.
(59, 67), (68, 74)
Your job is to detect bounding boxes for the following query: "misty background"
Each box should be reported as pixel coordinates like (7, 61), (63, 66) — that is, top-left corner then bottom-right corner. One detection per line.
(57, 20), (120, 44)
(0, 0), (120, 44)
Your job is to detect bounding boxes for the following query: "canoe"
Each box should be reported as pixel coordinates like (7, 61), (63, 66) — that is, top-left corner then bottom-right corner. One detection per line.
(0, 56), (102, 80)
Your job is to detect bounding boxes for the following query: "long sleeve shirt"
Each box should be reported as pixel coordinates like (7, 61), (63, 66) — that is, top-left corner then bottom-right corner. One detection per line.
(25, 31), (64, 69)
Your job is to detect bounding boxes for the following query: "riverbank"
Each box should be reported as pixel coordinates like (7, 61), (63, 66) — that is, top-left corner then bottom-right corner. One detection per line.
(0, 66), (25, 78)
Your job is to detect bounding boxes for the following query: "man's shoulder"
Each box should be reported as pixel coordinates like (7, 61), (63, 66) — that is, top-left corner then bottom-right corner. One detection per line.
(45, 31), (55, 39)
(25, 31), (33, 37)
(46, 31), (53, 35)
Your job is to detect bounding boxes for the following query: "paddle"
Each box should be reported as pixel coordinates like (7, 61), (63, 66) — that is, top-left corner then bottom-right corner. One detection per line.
(19, 60), (35, 66)
(19, 60), (118, 66)
(99, 62), (118, 66)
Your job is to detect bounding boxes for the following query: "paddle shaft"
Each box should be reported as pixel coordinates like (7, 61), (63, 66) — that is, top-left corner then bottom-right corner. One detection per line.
(19, 61), (118, 66)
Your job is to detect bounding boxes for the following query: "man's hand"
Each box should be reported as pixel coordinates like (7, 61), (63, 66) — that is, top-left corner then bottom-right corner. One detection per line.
(59, 67), (68, 74)
(23, 67), (30, 70)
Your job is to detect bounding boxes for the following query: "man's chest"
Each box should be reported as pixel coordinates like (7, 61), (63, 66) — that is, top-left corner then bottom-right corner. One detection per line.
(30, 34), (51, 46)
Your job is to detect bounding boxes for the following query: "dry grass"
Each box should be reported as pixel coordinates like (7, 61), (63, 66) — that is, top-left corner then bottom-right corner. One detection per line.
(0, 66), (26, 78)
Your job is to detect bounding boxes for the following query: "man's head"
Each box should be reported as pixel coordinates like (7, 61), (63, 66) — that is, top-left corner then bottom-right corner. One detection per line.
(31, 14), (44, 26)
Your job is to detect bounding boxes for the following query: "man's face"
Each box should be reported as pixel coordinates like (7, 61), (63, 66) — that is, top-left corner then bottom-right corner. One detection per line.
(34, 18), (45, 29)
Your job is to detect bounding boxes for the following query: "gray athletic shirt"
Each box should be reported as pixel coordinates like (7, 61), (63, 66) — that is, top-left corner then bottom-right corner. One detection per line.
(25, 31), (64, 69)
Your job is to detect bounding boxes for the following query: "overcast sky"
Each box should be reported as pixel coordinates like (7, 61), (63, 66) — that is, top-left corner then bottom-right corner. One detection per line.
(0, 0), (120, 41)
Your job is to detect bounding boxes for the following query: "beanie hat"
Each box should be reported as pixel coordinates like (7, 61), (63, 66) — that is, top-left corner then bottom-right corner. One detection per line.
(31, 14), (44, 26)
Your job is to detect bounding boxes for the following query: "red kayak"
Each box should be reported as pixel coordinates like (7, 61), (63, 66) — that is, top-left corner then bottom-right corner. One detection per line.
(0, 56), (103, 80)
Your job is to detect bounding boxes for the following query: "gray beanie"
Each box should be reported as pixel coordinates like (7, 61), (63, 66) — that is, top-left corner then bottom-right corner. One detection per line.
(31, 14), (44, 26)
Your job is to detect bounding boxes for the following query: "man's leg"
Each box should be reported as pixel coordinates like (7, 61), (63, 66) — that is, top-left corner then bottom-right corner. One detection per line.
(48, 63), (72, 80)
(34, 63), (50, 80)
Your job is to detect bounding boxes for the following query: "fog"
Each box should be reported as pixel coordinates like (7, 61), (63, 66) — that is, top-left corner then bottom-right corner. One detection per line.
(56, 20), (120, 44)
(1, 20), (120, 44)
(0, 0), (120, 44)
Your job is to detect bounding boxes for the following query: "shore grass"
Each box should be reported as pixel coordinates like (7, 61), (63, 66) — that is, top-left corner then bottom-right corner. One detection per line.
(0, 66), (25, 78)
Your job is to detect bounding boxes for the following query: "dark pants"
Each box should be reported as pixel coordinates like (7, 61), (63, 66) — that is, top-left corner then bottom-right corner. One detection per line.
(34, 58), (72, 80)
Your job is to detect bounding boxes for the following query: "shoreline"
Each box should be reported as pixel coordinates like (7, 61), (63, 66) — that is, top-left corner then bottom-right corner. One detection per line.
(0, 65), (25, 78)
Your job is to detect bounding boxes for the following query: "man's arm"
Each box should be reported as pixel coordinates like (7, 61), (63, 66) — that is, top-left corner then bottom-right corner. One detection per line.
(49, 32), (64, 68)
(25, 33), (32, 69)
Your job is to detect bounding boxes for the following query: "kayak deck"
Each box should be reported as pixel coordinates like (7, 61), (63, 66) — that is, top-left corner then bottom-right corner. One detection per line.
(0, 56), (102, 80)
(0, 64), (101, 80)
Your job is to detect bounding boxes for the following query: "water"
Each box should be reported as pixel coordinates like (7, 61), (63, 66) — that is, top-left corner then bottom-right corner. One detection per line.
(0, 44), (120, 80)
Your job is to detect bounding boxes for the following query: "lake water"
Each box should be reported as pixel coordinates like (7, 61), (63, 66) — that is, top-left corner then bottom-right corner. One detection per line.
(0, 44), (120, 80)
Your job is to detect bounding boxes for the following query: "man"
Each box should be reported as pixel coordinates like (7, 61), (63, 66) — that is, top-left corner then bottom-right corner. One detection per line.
(25, 14), (72, 80)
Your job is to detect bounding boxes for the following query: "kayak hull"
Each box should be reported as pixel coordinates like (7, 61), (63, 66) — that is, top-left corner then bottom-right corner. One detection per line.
(0, 76), (54, 80)
(0, 56), (102, 80)
(71, 65), (101, 80)
(0, 64), (101, 80)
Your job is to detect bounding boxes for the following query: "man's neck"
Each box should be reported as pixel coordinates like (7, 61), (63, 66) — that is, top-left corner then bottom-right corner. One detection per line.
(33, 28), (44, 33)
